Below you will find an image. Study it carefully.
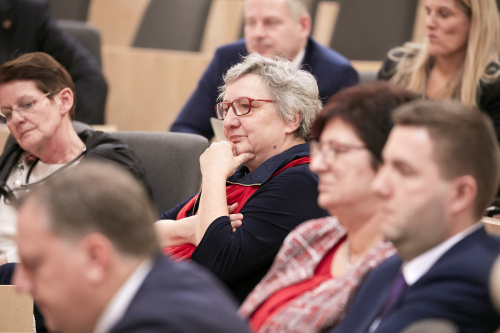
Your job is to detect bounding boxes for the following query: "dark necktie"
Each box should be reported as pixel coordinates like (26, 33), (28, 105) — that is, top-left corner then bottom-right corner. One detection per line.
(379, 270), (407, 317)
(368, 271), (408, 332)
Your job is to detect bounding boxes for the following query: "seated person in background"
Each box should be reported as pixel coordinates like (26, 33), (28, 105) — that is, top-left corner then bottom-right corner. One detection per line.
(156, 53), (328, 303)
(240, 82), (418, 333)
(0, 52), (148, 266)
(12, 161), (252, 333)
(331, 99), (500, 333)
(170, 0), (358, 140)
(378, 0), (500, 140)
(0, 0), (108, 124)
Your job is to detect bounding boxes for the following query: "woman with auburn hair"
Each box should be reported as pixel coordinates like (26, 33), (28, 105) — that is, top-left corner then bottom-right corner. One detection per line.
(240, 82), (418, 332)
(378, 0), (500, 139)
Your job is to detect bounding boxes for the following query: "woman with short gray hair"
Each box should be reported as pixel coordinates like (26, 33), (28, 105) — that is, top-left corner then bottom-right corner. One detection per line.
(156, 53), (327, 302)
(220, 53), (322, 140)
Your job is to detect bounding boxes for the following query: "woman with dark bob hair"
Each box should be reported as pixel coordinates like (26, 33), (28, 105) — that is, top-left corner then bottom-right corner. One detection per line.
(240, 82), (418, 332)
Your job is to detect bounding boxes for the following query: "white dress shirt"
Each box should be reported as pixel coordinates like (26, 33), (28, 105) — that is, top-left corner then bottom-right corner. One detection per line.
(93, 258), (153, 333)
(291, 48), (305, 68)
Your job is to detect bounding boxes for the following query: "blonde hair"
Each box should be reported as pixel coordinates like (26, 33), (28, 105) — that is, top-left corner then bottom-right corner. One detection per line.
(386, 0), (500, 108)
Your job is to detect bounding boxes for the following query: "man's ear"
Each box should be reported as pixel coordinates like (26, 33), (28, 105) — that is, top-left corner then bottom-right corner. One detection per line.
(56, 87), (74, 116)
(448, 174), (477, 216)
(80, 233), (113, 285)
(299, 14), (312, 37)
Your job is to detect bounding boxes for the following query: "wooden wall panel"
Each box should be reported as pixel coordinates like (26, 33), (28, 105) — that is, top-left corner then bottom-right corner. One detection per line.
(312, 1), (340, 47)
(201, 0), (244, 53)
(88, 0), (150, 46)
(102, 46), (212, 131)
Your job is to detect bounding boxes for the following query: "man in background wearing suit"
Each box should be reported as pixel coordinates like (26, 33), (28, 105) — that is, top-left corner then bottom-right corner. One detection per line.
(331, 99), (500, 333)
(12, 161), (251, 333)
(0, 0), (107, 124)
(170, 0), (358, 140)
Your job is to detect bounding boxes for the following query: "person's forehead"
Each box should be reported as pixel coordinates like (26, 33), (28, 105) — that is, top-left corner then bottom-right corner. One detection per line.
(320, 118), (362, 144)
(0, 80), (38, 95)
(384, 126), (436, 164)
(225, 74), (269, 99)
(244, 0), (291, 18)
(0, 80), (41, 105)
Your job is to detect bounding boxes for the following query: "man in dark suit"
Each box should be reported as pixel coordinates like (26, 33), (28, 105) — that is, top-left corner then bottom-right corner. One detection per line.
(12, 161), (251, 333)
(0, 0), (107, 124)
(331, 100), (500, 333)
(170, 0), (359, 140)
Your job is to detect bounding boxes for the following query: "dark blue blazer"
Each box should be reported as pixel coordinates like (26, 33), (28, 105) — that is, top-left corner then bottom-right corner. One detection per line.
(161, 143), (328, 303)
(331, 226), (500, 333)
(0, 0), (107, 124)
(170, 37), (359, 139)
(109, 254), (251, 332)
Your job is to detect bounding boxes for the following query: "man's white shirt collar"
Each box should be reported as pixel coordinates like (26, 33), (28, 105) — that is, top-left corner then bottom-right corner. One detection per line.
(402, 223), (481, 285)
(291, 48), (305, 68)
(93, 258), (154, 333)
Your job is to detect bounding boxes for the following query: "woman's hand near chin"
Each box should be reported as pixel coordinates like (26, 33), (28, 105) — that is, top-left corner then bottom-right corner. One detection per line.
(200, 141), (255, 181)
(195, 142), (253, 244)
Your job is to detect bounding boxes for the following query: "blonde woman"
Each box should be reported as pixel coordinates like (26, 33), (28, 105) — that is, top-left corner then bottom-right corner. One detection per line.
(378, 0), (500, 139)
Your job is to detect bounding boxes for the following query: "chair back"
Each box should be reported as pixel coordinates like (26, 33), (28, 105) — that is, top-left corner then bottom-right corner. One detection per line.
(133, 0), (213, 51)
(57, 20), (103, 67)
(109, 131), (209, 214)
(48, 0), (90, 21)
(330, 0), (418, 60)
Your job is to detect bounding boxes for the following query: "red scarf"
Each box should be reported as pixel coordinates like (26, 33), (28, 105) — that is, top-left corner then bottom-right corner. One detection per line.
(163, 157), (310, 261)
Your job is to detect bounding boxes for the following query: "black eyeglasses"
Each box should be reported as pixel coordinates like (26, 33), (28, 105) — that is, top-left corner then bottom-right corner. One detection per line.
(215, 97), (276, 120)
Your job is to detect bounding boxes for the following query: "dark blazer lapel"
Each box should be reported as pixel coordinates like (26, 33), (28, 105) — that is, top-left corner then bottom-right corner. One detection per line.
(362, 256), (403, 332)
(334, 255), (403, 333)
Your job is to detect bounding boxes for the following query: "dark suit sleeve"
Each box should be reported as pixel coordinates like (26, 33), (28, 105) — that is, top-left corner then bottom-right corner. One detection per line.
(192, 166), (327, 282)
(479, 79), (500, 143)
(337, 64), (359, 91)
(316, 62), (358, 103)
(169, 48), (227, 140)
(34, 1), (107, 124)
(331, 256), (401, 333)
(377, 56), (397, 80)
(305, 39), (359, 103)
